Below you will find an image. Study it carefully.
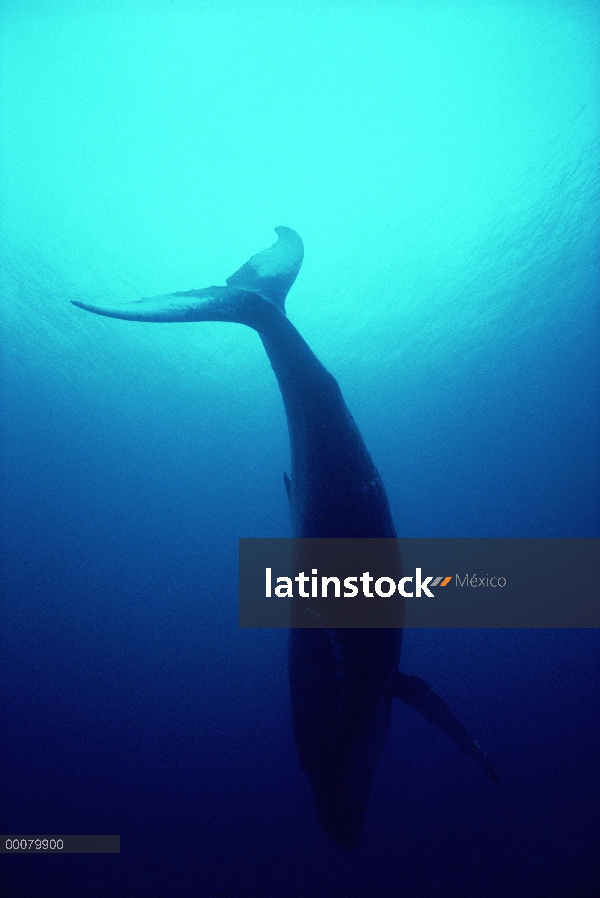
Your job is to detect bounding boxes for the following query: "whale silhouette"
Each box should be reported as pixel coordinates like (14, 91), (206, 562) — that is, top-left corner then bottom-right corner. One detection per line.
(73, 227), (497, 849)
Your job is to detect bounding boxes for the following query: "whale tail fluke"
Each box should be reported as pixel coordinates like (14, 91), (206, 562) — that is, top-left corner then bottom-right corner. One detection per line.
(71, 226), (304, 323)
(225, 226), (304, 311)
(72, 286), (234, 323)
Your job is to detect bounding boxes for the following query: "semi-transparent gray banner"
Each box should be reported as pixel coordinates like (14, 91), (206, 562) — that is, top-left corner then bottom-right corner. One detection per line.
(239, 538), (599, 628)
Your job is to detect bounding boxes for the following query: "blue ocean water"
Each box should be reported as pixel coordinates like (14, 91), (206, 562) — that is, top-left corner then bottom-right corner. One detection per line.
(0, 2), (599, 896)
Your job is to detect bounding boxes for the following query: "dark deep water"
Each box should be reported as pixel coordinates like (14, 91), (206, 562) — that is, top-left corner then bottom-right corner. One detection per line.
(1, 2), (599, 896)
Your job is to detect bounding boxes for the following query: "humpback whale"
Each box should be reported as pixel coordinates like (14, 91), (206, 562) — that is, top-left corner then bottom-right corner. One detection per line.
(73, 227), (497, 849)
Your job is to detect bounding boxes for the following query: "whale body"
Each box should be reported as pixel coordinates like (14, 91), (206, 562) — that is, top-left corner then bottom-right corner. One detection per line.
(73, 227), (497, 848)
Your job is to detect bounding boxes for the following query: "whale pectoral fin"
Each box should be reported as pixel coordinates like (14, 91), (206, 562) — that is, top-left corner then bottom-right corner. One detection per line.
(226, 226), (304, 310)
(392, 672), (499, 783)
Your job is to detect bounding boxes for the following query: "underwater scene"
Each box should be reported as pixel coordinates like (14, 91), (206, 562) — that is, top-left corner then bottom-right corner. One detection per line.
(1, 1), (599, 896)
